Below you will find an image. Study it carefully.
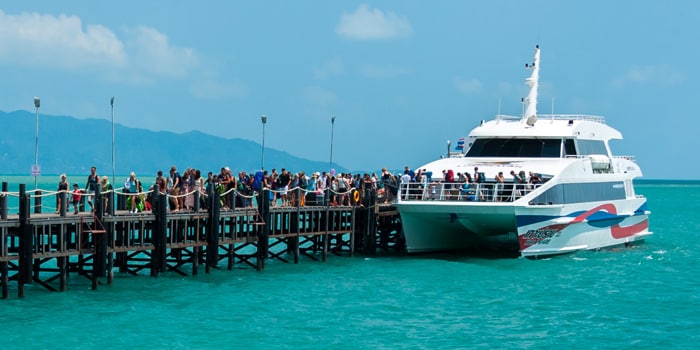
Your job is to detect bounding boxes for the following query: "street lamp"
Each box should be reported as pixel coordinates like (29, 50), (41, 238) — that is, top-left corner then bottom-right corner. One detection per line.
(111, 96), (115, 186)
(33, 97), (40, 189)
(260, 114), (267, 170)
(329, 115), (336, 175)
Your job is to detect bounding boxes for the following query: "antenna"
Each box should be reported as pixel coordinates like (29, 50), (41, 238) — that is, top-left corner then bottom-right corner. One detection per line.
(524, 45), (540, 127)
(497, 97), (502, 120)
(551, 97), (555, 122)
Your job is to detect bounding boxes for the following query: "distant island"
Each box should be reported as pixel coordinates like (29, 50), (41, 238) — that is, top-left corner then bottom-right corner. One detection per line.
(0, 110), (349, 176)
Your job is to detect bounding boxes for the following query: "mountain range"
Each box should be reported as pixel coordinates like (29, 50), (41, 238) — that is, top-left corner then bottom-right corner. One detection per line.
(0, 110), (349, 176)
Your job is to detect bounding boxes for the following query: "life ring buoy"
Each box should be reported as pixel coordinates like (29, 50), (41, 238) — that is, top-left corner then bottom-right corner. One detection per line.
(353, 190), (360, 203)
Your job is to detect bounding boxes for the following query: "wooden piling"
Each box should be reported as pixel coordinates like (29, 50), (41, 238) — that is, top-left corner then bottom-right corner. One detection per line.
(152, 192), (168, 276)
(18, 184), (32, 297)
(257, 188), (270, 271)
(206, 185), (220, 272)
(0, 182), (7, 220)
(34, 189), (42, 214)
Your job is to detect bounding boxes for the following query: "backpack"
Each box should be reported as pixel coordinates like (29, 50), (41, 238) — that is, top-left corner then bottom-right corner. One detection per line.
(253, 171), (264, 191)
(475, 172), (486, 183)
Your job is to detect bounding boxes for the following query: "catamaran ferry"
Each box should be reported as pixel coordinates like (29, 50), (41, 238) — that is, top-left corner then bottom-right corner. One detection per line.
(395, 46), (651, 258)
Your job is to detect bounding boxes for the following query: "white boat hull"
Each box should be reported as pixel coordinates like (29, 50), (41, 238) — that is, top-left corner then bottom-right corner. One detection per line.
(395, 198), (651, 257)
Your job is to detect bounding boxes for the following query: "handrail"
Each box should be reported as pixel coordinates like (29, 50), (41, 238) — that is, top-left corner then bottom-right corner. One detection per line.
(397, 182), (543, 203)
(494, 114), (606, 124)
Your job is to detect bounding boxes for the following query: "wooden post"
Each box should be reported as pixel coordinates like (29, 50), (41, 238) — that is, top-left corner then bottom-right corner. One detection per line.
(194, 190), (200, 212)
(107, 187), (115, 216)
(192, 246), (199, 276)
(0, 182), (7, 219)
(256, 188), (270, 271)
(34, 189), (42, 214)
(323, 191), (330, 262)
(18, 184), (32, 297)
(93, 183), (106, 279)
(289, 187), (300, 264)
(363, 187), (377, 255)
(1, 260), (7, 299)
(154, 192), (168, 274)
(206, 184), (220, 272)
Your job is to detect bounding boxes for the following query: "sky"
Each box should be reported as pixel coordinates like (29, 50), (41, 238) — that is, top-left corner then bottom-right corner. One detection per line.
(0, 1), (698, 179)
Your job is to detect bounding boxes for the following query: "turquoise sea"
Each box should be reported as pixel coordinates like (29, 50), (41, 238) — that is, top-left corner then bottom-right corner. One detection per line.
(1, 177), (699, 349)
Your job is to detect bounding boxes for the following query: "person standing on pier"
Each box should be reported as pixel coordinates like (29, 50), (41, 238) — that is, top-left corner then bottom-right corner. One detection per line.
(85, 166), (99, 212)
(71, 184), (81, 214)
(56, 174), (69, 214)
(279, 168), (291, 206)
(124, 172), (138, 213)
(101, 176), (112, 215)
(169, 166), (182, 211)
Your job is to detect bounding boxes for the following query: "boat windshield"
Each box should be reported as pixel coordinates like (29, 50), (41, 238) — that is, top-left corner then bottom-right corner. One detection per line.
(466, 138), (562, 157)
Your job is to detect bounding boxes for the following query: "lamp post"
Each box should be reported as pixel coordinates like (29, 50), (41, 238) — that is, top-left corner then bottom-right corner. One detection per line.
(33, 97), (40, 189)
(329, 115), (336, 175)
(111, 96), (115, 186)
(260, 114), (267, 170)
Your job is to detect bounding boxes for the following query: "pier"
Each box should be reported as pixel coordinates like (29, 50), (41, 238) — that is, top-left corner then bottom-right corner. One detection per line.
(0, 182), (403, 299)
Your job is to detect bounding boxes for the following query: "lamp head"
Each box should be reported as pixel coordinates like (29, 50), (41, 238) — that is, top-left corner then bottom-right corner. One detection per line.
(33, 97), (40, 108)
(261, 115), (267, 124)
(331, 115), (336, 123)
(111, 96), (115, 107)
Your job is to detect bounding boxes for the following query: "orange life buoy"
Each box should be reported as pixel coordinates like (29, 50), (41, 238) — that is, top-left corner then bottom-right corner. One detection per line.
(353, 190), (360, 203)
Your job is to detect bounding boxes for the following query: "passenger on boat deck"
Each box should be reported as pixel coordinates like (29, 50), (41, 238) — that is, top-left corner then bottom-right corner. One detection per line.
(473, 167), (482, 183)
(457, 172), (466, 183)
(495, 172), (505, 183)
(528, 171), (542, 185)
(510, 170), (524, 184)
(400, 170), (411, 184)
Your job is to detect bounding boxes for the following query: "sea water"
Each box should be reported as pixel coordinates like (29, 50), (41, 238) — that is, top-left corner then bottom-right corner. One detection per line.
(0, 178), (699, 349)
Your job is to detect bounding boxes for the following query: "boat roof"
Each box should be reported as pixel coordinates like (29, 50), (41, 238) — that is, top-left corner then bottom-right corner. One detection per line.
(468, 114), (622, 141)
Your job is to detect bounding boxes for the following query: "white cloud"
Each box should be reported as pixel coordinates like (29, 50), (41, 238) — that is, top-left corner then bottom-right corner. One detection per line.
(0, 10), (198, 84)
(612, 64), (685, 87)
(359, 64), (412, 78)
(314, 58), (344, 80)
(124, 26), (198, 79)
(0, 10), (126, 68)
(303, 86), (337, 108)
(336, 4), (412, 40)
(454, 77), (483, 95)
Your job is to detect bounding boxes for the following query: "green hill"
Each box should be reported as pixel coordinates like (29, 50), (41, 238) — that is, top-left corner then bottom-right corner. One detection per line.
(0, 110), (347, 176)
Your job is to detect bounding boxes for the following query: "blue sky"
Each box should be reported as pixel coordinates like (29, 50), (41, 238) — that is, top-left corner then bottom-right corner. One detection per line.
(0, 1), (697, 179)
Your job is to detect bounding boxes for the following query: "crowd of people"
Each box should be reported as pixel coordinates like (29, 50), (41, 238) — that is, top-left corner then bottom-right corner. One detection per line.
(52, 165), (545, 213)
(52, 165), (404, 215)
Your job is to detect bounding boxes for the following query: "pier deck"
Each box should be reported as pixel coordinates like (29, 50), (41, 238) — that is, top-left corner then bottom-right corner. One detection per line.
(0, 184), (402, 299)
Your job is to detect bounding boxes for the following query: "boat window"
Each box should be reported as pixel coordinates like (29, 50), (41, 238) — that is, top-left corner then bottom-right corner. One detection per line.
(577, 140), (608, 156)
(529, 182), (626, 205)
(466, 138), (562, 157)
(564, 139), (577, 156)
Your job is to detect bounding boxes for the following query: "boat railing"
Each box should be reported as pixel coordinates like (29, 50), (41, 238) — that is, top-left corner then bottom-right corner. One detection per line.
(495, 114), (606, 124)
(397, 182), (543, 203)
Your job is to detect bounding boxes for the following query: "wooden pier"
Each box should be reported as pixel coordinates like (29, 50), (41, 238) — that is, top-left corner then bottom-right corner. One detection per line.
(0, 182), (403, 299)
